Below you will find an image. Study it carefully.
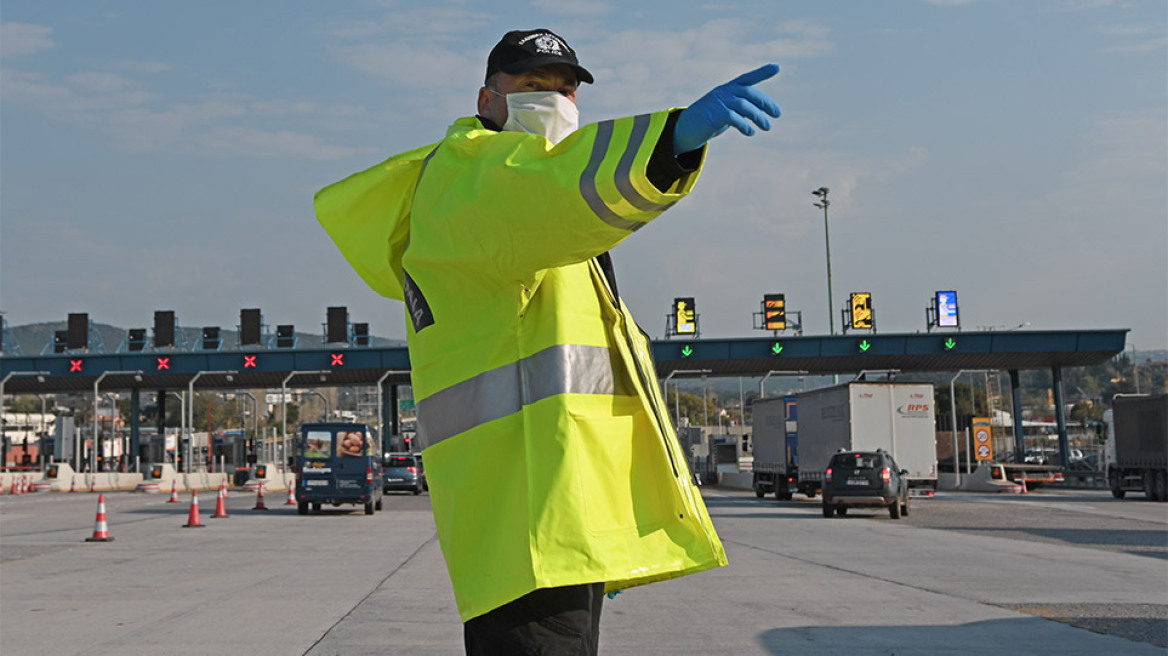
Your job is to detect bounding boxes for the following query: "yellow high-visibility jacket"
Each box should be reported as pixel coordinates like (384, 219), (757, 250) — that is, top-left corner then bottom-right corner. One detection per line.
(315, 111), (726, 621)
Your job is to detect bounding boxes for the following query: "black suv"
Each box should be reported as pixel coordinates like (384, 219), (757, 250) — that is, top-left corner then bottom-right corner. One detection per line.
(821, 450), (909, 519)
(383, 452), (426, 495)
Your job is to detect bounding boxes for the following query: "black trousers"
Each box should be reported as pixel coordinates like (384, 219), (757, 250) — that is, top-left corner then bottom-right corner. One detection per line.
(463, 582), (605, 656)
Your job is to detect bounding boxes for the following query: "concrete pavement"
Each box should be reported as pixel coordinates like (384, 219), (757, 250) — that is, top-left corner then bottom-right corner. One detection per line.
(1, 486), (1164, 654)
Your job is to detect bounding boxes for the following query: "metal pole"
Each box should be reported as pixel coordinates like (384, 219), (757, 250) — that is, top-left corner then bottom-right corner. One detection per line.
(168, 392), (185, 468)
(92, 370), (141, 476)
(813, 187), (834, 336)
(1130, 344), (1140, 394)
(376, 371), (393, 452)
(949, 370), (963, 488)
(281, 371), (330, 469)
(189, 370), (236, 473)
(701, 376), (708, 428)
(306, 391), (330, 422)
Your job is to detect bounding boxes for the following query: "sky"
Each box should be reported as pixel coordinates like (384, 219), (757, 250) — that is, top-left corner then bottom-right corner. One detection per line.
(2, 0), (1165, 353)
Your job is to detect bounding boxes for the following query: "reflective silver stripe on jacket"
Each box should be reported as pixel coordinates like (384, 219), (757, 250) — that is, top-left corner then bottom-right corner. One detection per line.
(579, 115), (668, 232)
(614, 114), (676, 213)
(415, 343), (632, 449)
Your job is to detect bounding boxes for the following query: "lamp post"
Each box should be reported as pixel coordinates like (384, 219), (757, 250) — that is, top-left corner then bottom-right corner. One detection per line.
(239, 391), (258, 462)
(92, 370), (142, 475)
(305, 390), (331, 422)
(187, 370), (236, 473)
(281, 370), (331, 467)
(662, 369), (711, 428)
(948, 369), (992, 486)
(168, 391), (185, 468)
(758, 370), (810, 399)
(812, 187), (834, 336)
(1128, 344), (1140, 394)
(0, 371), (48, 469)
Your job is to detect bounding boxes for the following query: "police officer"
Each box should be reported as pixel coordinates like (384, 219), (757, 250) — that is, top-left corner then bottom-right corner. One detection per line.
(317, 28), (782, 655)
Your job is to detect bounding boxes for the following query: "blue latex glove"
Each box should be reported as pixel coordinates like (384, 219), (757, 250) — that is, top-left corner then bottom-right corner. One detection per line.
(673, 64), (782, 155)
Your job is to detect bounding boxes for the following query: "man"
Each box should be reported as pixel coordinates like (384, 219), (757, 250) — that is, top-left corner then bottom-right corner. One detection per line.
(316, 29), (781, 654)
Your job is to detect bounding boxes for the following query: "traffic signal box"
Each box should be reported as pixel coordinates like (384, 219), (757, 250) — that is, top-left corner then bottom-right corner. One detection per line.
(763, 294), (786, 331)
(326, 306), (348, 344)
(674, 297), (696, 335)
(240, 309), (262, 346)
(154, 311), (176, 347)
(276, 325), (295, 348)
(850, 292), (874, 331)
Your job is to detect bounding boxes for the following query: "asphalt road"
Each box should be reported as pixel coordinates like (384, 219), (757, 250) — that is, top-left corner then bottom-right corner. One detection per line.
(1, 485), (1164, 655)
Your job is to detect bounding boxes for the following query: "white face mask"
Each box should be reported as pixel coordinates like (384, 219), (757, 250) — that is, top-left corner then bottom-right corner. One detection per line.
(493, 90), (579, 145)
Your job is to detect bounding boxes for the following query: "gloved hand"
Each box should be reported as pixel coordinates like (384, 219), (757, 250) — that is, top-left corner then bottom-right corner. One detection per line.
(673, 64), (782, 155)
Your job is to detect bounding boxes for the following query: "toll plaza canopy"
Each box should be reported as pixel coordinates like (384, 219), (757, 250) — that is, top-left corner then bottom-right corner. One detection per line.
(0, 329), (1129, 394)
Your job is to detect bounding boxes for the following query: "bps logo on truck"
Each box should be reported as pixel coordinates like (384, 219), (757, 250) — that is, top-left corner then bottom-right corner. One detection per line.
(897, 403), (932, 418)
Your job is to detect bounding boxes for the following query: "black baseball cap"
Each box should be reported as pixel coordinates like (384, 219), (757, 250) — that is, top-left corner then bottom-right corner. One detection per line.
(485, 29), (594, 85)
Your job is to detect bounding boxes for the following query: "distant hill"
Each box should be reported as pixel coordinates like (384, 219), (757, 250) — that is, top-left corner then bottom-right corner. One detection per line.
(2, 321), (404, 356)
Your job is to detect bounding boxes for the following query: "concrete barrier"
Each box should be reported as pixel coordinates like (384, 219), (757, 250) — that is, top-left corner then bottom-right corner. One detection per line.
(718, 471), (755, 491)
(956, 465), (1025, 494)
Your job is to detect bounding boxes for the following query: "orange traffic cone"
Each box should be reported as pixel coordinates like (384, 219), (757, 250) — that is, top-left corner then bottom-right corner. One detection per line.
(183, 490), (205, 528)
(285, 479), (296, 505)
(69, 475), (77, 493)
(89, 476), (97, 493)
(167, 480), (179, 503)
(252, 483), (269, 511)
(85, 494), (114, 542)
(211, 484), (229, 518)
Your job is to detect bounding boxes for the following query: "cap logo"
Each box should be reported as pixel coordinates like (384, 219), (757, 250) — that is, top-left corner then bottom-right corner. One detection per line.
(518, 32), (566, 56)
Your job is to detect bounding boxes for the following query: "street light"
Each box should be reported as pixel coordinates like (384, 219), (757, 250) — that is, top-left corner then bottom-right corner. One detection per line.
(187, 370), (236, 473)
(238, 391), (258, 461)
(758, 370), (809, 399)
(812, 187), (834, 336)
(168, 391), (185, 468)
(1128, 344), (1140, 394)
(662, 369), (711, 428)
(948, 369), (992, 486)
(281, 370), (331, 467)
(305, 390), (331, 422)
(0, 370), (48, 469)
(92, 370), (142, 475)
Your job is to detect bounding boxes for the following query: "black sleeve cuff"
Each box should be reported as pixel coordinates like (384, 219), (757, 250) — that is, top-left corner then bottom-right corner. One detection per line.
(647, 111), (703, 193)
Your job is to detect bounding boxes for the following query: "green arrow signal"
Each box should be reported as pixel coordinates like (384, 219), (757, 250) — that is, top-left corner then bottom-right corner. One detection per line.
(681, 344), (694, 358)
(944, 337), (957, 350)
(771, 342), (784, 355)
(859, 340), (872, 352)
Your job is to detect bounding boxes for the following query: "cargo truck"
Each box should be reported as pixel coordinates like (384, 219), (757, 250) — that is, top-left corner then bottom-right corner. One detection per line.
(794, 382), (938, 496)
(1105, 393), (1168, 502)
(751, 396), (809, 500)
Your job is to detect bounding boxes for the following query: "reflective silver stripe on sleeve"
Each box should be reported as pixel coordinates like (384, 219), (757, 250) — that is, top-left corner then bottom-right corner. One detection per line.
(416, 344), (631, 449)
(579, 121), (646, 233)
(613, 114), (677, 213)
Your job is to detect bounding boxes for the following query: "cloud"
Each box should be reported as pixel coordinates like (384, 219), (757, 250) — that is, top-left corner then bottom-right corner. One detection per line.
(0, 22), (54, 57)
(2, 60), (379, 158)
(111, 60), (172, 74)
(194, 127), (375, 161)
(532, 0), (613, 16)
(577, 19), (836, 114)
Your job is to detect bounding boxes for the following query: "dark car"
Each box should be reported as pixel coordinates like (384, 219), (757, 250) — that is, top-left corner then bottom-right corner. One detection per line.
(821, 449), (909, 519)
(383, 452), (426, 495)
